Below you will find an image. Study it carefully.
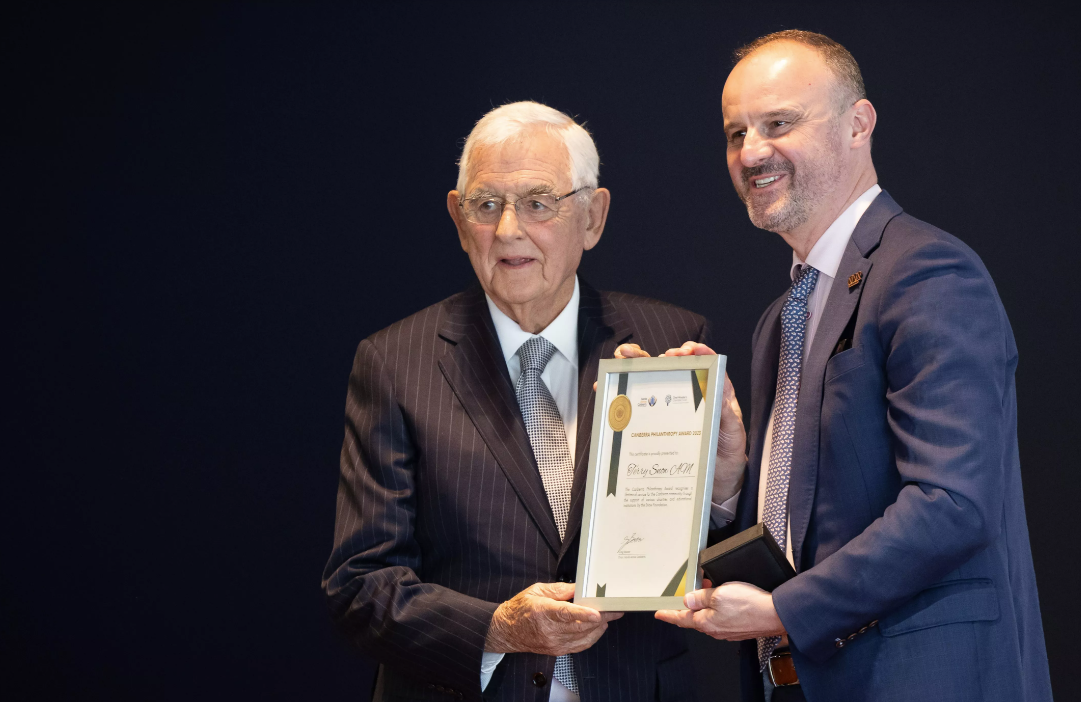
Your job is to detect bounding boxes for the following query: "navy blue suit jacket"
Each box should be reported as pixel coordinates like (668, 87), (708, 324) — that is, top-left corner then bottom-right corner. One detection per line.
(733, 192), (1052, 701)
(323, 282), (708, 702)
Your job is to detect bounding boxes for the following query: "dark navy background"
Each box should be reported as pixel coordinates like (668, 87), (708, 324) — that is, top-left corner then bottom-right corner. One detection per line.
(5, 3), (1077, 700)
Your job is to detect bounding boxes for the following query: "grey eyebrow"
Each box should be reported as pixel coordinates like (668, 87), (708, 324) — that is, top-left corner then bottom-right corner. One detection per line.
(522, 184), (556, 197)
(466, 185), (556, 199)
(465, 188), (500, 199)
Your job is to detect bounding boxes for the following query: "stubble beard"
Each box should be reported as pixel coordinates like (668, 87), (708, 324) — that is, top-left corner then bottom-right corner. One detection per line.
(739, 125), (845, 234)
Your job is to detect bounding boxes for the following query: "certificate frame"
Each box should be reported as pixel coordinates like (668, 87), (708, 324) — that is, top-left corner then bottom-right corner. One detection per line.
(574, 353), (726, 611)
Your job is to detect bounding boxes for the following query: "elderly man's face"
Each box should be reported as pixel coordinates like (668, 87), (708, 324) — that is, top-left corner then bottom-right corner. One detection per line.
(450, 128), (602, 317)
(722, 41), (847, 233)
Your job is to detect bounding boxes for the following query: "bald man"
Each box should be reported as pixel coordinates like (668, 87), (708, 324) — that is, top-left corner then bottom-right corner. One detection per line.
(631, 31), (1051, 702)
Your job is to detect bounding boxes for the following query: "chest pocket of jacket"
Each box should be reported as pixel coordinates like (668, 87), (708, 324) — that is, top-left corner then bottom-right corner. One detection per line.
(879, 578), (1000, 637)
(824, 344), (866, 384)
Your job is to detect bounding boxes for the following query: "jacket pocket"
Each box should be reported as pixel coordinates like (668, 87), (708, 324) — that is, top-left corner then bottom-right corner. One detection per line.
(823, 345), (865, 383)
(878, 578), (999, 637)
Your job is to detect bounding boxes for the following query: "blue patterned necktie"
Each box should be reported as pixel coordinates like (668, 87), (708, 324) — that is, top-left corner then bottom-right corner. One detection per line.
(515, 336), (578, 694)
(758, 265), (819, 672)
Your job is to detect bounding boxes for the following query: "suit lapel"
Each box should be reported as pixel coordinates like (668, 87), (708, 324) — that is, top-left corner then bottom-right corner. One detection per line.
(560, 283), (633, 561)
(738, 295), (785, 531)
(437, 286), (563, 555)
(787, 191), (903, 569)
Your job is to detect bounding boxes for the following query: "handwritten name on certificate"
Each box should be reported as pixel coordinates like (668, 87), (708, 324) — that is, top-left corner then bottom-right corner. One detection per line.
(583, 368), (711, 599)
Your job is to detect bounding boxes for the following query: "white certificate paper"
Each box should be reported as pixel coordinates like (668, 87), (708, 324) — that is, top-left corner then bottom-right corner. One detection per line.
(575, 355), (725, 611)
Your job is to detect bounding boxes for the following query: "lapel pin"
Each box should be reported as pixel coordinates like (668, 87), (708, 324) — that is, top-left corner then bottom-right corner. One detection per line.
(847, 271), (863, 290)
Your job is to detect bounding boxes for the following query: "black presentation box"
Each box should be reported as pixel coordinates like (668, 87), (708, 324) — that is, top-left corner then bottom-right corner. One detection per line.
(699, 522), (796, 592)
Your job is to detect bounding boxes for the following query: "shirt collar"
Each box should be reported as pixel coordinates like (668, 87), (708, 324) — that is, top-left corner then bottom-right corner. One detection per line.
(790, 184), (882, 281)
(485, 276), (580, 368)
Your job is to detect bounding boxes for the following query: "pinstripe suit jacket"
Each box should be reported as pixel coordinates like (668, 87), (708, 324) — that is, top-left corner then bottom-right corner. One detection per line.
(323, 281), (709, 702)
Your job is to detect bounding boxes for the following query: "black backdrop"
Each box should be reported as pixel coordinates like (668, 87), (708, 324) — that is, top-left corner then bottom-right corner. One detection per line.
(5, 3), (1078, 700)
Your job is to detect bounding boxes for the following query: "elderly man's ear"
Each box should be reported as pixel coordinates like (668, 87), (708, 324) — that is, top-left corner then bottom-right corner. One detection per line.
(583, 188), (611, 250)
(446, 190), (469, 250)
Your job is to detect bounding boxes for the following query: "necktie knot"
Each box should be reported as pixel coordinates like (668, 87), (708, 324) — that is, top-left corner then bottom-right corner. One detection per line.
(789, 265), (820, 303)
(517, 336), (557, 374)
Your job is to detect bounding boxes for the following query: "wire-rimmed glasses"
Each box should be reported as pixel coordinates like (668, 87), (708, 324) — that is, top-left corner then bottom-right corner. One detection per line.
(458, 187), (589, 225)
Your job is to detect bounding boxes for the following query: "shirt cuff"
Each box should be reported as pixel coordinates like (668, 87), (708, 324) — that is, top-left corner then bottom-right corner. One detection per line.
(709, 490), (740, 527)
(480, 651), (505, 691)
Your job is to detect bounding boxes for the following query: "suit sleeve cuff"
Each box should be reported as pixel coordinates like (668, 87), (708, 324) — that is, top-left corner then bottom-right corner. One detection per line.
(773, 575), (844, 664)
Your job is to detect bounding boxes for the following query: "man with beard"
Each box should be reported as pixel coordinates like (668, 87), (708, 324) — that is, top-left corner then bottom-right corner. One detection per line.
(623, 30), (1052, 701)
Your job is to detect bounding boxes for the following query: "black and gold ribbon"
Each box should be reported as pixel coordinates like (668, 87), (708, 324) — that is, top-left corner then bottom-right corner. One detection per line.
(607, 373), (629, 496)
(661, 560), (689, 596)
(691, 370), (706, 411)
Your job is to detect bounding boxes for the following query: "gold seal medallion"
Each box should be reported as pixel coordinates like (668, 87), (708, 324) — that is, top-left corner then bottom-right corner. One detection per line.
(608, 394), (632, 432)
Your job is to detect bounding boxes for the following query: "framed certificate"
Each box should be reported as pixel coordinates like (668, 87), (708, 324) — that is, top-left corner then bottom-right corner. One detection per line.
(573, 354), (726, 611)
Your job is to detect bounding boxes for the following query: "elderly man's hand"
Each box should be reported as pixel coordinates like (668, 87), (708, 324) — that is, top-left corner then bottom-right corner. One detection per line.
(592, 343), (651, 391)
(654, 581), (784, 641)
(484, 582), (623, 656)
(614, 342), (650, 359)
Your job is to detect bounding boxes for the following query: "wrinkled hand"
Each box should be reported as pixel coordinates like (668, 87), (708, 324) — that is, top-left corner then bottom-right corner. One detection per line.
(614, 342), (651, 360)
(615, 342), (747, 502)
(485, 582), (624, 656)
(592, 342), (651, 391)
(655, 581), (784, 641)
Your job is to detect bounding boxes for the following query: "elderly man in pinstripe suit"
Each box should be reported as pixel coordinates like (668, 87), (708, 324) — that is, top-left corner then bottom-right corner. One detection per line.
(322, 101), (747, 702)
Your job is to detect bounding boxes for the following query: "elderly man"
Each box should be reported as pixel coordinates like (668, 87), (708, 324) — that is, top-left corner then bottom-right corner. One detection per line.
(627, 31), (1052, 702)
(322, 101), (746, 702)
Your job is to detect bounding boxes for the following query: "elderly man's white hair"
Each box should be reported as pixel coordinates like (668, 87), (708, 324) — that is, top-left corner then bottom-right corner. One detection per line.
(456, 101), (600, 194)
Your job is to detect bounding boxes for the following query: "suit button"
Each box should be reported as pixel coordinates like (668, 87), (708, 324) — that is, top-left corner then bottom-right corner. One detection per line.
(834, 638), (845, 648)
(869, 620), (878, 628)
(859, 626), (868, 635)
(533, 672), (548, 687)
(558, 575), (571, 583)
(847, 633), (857, 641)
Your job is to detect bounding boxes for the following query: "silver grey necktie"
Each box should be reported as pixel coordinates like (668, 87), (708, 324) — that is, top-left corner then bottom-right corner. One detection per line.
(515, 336), (577, 694)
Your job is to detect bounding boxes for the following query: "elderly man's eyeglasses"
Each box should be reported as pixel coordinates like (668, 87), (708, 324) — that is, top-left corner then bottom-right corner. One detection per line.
(458, 188), (588, 225)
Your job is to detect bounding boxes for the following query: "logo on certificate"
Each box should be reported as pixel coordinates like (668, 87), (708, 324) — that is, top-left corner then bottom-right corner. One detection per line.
(608, 394), (632, 432)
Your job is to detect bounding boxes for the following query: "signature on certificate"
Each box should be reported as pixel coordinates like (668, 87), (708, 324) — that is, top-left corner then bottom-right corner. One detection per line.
(617, 533), (644, 554)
